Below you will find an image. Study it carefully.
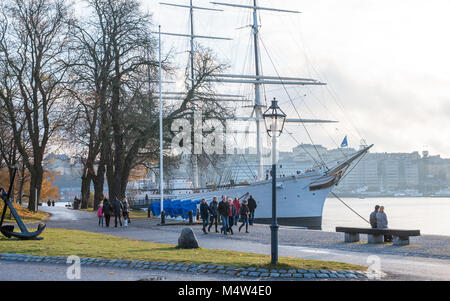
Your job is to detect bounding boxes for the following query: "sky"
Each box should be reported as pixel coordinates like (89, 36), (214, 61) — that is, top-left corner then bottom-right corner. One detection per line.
(78, 0), (450, 158)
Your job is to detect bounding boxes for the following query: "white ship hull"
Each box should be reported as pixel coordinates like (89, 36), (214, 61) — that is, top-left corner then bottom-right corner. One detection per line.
(139, 146), (372, 229)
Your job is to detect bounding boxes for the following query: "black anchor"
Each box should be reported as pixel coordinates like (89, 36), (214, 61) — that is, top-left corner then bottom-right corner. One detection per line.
(0, 167), (46, 240)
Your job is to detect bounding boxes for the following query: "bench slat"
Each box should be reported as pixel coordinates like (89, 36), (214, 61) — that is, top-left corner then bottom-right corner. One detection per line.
(336, 227), (420, 236)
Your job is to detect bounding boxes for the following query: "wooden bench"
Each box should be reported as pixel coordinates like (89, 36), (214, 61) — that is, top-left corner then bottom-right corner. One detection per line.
(336, 227), (420, 246)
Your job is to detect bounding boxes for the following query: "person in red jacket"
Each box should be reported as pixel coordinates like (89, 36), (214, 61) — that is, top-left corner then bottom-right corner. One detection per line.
(97, 201), (104, 227)
(232, 197), (241, 226)
(227, 198), (236, 235)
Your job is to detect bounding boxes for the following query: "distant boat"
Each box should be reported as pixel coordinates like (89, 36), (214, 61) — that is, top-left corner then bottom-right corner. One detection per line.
(432, 189), (450, 197)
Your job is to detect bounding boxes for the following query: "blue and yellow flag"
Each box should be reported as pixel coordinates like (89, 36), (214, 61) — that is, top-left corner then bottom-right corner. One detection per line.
(340, 136), (348, 148)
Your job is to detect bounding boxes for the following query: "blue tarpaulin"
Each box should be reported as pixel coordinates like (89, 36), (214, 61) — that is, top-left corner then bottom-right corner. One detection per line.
(149, 199), (200, 218)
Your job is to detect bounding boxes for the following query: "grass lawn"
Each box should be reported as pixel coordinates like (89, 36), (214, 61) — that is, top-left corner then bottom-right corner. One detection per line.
(0, 202), (50, 223)
(0, 228), (365, 271)
(128, 209), (148, 219)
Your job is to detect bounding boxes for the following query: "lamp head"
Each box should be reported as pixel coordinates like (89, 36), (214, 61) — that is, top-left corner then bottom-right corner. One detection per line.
(262, 97), (286, 137)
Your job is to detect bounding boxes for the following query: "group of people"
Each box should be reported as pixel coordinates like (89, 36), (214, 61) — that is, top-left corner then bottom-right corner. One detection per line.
(199, 194), (257, 235)
(369, 205), (392, 242)
(97, 196), (130, 228)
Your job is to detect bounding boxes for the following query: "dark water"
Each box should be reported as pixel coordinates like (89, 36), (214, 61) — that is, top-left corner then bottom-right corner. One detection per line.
(322, 197), (450, 236)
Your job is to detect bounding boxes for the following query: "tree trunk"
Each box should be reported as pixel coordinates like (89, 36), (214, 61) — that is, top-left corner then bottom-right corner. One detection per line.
(80, 170), (91, 209)
(92, 145), (107, 211)
(28, 167), (43, 212)
(18, 162), (26, 205)
(92, 163), (105, 211)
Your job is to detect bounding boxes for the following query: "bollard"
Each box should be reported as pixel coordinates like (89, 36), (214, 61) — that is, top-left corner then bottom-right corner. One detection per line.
(148, 208), (151, 218)
(188, 210), (193, 225)
(160, 211), (166, 224)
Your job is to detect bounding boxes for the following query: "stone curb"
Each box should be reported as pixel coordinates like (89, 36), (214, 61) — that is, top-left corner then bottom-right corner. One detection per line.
(0, 253), (377, 280)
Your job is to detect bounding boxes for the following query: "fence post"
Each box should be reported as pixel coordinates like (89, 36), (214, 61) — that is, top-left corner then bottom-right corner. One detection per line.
(188, 210), (193, 225)
(161, 211), (165, 225)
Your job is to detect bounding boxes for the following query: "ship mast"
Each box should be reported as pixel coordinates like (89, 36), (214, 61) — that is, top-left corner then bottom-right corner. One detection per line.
(189, 0), (199, 188)
(159, 1), (228, 188)
(211, 1), (309, 180)
(252, 0), (264, 181)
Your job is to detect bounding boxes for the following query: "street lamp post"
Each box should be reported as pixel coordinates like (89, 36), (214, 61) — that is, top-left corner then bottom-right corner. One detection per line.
(263, 97), (286, 264)
(158, 25), (165, 225)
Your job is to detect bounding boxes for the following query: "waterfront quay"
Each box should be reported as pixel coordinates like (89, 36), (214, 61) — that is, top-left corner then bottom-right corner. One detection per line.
(11, 206), (446, 281)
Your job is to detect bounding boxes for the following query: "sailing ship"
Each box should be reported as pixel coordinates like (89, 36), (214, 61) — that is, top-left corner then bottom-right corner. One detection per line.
(148, 0), (372, 229)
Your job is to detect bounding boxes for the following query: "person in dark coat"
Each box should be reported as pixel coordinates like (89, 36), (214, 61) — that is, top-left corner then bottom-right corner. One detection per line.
(247, 195), (257, 225)
(239, 200), (250, 233)
(227, 198), (236, 235)
(200, 198), (212, 234)
(218, 195), (230, 235)
(208, 196), (219, 233)
(102, 196), (112, 227)
(369, 205), (380, 228)
(113, 198), (123, 227)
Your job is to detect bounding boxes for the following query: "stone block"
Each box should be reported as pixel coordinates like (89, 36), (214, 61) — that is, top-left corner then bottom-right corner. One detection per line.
(393, 236), (410, 246)
(368, 234), (383, 244)
(345, 232), (360, 243)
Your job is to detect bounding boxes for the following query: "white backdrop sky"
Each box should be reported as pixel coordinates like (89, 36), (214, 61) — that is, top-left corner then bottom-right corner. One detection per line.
(75, 0), (450, 158)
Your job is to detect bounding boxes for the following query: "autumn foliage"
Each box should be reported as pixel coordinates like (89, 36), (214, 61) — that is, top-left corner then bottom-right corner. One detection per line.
(0, 168), (60, 202)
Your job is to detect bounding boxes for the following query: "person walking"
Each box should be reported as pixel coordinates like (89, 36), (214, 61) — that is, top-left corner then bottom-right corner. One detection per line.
(97, 201), (104, 227)
(247, 195), (257, 225)
(370, 205), (380, 228)
(113, 198), (123, 227)
(232, 197), (241, 226)
(238, 200), (250, 233)
(122, 198), (130, 226)
(200, 198), (212, 234)
(227, 198), (236, 235)
(208, 196), (219, 233)
(218, 196), (229, 235)
(102, 196), (112, 228)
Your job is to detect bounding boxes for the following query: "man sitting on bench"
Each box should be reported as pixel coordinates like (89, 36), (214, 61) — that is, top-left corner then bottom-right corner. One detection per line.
(369, 205), (380, 228)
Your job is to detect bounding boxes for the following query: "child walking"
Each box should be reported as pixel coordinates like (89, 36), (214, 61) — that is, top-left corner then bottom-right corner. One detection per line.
(97, 201), (104, 227)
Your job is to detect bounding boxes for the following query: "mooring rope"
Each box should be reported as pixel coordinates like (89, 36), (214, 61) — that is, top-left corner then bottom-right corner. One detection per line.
(330, 191), (370, 225)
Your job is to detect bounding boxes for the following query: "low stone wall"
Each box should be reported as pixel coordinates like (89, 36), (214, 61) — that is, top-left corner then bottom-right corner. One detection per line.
(0, 253), (378, 280)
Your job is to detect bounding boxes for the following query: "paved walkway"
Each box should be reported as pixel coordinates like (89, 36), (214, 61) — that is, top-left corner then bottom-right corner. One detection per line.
(0, 260), (251, 281)
(26, 206), (450, 280)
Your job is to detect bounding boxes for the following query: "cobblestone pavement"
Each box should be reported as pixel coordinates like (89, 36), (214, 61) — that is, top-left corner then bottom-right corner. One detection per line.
(0, 253), (372, 280)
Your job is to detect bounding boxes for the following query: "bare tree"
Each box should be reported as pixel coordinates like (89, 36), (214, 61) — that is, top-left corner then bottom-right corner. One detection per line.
(63, 0), (232, 204)
(0, 0), (74, 211)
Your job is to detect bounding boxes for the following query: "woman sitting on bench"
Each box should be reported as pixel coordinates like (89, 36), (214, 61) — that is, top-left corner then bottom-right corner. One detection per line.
(376, 206), (392, 242)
